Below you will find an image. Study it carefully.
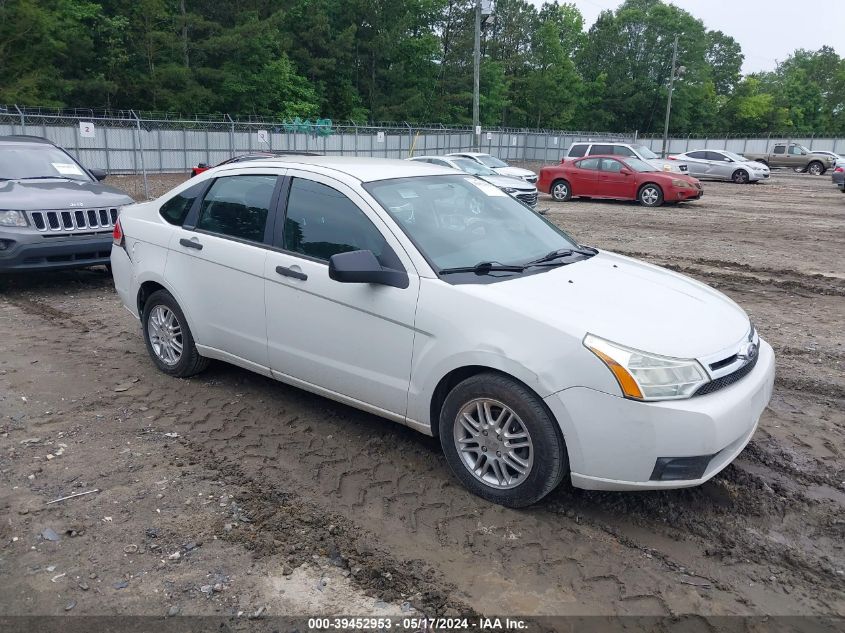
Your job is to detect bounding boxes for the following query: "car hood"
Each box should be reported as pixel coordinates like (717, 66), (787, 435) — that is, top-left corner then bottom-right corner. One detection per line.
(0, 179), (134, 210)
(743, 161), (769, 171)
(492, 166), (536, 179)
(479, 174), (536, 191)
(460, 251), (749, 359)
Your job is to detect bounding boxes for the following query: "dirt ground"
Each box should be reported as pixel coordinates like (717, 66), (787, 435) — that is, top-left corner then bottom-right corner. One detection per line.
(1, 168), (844, 627)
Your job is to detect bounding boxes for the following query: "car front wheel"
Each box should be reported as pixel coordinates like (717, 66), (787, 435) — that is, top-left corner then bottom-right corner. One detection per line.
(638, 184), (664, 207)
(439, 372), (568, 507)
(807, 161), (825, 176)
(142, 289), (209, 377)
(732, 169), (750, 184)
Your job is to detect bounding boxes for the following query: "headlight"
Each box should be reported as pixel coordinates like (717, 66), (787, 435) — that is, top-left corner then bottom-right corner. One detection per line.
(671, 179), (692, 189)
(583, 334), (709, 401)
(502, 187), (518, 194)
(0, 210), (28, 227)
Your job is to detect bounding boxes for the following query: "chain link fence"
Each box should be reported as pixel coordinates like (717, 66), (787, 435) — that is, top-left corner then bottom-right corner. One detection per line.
(3, 105), (845, 199)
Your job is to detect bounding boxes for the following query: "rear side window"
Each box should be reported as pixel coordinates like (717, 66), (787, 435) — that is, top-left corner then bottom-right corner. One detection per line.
(567, 144), (588, 158)
(282, 178), (394, 265)
(196, 175), (277, 243)
(589, 144), (613, 155)
(577, 158), (600, 170)
(160, 182), (206, 225)
(773, 145), (786, 155)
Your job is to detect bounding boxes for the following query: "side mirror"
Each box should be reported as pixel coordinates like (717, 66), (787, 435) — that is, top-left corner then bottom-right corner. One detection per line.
(328, 250), (409, 289)
(197, 162), (209, 169)
(619, 168), (632, 176)
(89, 168), (108, 181)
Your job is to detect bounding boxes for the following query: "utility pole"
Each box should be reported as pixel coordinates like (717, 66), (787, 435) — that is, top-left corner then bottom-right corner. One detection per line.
(661, 35), (681, 158)
(472, 0), (481, 150)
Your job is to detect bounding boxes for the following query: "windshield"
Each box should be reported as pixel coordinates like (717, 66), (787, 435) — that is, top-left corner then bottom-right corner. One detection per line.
(475, 154), (509, 168)
(625, 157), (658, 172)
(0, 144), (92, 182)
(631, 145), (659, 160)
(452, 158), (496, 176)
(722, 151), (748, 162)
(365, 175), (578, 272)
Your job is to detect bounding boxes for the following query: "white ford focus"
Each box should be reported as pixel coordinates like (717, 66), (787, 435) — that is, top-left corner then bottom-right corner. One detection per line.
(111, 156), (775, 507)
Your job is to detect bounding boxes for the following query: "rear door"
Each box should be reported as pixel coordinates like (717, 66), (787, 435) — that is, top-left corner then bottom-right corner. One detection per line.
(569, 158), (600, 196)
(165, 171), (283, 370)
(263, 172), (419, 418)
(682, 151), (710, 178)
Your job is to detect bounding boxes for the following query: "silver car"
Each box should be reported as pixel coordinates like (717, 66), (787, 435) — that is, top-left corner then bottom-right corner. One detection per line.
(671, 149), (770, 184)
(409, 155), (538, 207)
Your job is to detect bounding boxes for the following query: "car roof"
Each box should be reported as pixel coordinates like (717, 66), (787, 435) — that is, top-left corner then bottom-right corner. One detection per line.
(0, 135), (57, 146)
(571, 141), (631, 146)
(446, 152), (488, 157)
(223, 155), (456, 183)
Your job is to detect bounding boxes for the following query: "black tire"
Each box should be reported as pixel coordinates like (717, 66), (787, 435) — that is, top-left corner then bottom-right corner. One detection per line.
(550, 179), (572, 201)
(141, 289), (209, 377)
(439, 372), (568, 508)
(793, 165), (807, 173)
(731, 169), (749, 184)
(638, 183), (664, 207)
(807, 161), (825, 176)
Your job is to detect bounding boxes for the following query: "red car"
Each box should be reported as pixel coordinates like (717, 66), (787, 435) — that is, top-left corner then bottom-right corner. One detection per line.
(538, 155), (703, 207)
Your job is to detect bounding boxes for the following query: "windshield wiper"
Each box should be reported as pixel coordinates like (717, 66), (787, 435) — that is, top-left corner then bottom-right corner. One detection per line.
(16, 175), (76, 180)
(524, 246), (597, 267)
(439, 261), (525, 275)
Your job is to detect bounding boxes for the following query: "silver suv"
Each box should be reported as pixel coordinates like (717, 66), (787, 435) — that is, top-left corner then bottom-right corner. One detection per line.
(0, 136), (133, 272)
(566, 142), (688, 173)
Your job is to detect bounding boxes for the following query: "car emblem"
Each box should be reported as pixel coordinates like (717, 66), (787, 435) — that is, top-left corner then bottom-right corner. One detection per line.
(69, 202), (84, 208)
(737, 342), (758, 362)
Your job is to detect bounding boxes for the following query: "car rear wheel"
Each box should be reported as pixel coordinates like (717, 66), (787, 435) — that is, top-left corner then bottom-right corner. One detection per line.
(807, 161), (825, 176)
(142, 290), (209, 377)
(732, 169), (750, 184)
(439, 372), (568, 507)
(550, 179), (572, 201)
(638, 184), (664, 207)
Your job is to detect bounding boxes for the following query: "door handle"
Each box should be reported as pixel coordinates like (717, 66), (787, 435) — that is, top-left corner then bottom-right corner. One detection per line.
(179, 238), (203, 250)
(275, 265), (307, 281)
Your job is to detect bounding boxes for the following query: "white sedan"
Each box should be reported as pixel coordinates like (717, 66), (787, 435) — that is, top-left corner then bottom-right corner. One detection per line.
(111, 156), (774, 507)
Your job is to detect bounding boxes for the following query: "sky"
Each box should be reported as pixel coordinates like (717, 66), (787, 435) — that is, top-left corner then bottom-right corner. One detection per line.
(527, 0), (844, 74)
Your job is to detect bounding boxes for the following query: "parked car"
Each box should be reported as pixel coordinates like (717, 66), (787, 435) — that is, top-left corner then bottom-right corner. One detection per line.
(832, 165), (845, 193)
(807, 150), (843, 168)
(566, 142), (688, 173)
(445, 152), (537, 183)
(744, 143), (834, 175)
(191, 151), (321, 177)
(112, 156), (773, 507)
(409, 155), (537, 207)
(538, 155), (702, 206)
(0, 135), (133, 272)
(669, 150), (770, 183)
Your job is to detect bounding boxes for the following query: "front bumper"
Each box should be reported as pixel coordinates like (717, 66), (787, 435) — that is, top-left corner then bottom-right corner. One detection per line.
(544, 339), (775, 490)
(672, 187), (703, 201)
(0, 232), (113, 272)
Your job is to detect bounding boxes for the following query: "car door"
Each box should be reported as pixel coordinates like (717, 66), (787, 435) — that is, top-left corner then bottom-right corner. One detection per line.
(165, 171), (283, 371)
(569, 158), (600, 196)
(771, 144), (786, 166)
(597, 158), (635, 199)
(787, 144), (806, 168)
(682, 151), (710, 178)
(263, 171), (419, 418)
(706, 151), (733, 179)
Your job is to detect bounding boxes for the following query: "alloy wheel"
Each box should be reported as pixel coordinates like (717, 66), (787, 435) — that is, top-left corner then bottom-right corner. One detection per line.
(147, 305), (183, 365)
(640, 186), (660, 206)
(453, 398), (534, 489)
(552, 182), (569, 200)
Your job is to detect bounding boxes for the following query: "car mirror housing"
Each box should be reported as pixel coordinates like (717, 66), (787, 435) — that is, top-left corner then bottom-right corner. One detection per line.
(328, 250), (409, 289)
(619, 168), (632, 176)
(89, 168), (108, 181)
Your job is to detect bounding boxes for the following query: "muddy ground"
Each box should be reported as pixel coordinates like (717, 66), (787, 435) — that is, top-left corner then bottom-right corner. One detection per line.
(1, 169), (844, 627)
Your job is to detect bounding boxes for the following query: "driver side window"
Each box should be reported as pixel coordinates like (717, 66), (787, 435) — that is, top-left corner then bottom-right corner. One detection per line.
(281, 178), (396, 266)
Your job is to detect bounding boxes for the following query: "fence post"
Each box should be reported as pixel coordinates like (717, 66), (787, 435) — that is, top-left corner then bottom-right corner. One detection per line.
(809, 133), (815, 150)
(103, 125), (111, 173)
(14, 104), (25, 134)
(405, 122), (412, 158)
(226, 113), (235, 156)
(157, 128), (164, 172)
(131, 110), (149, 200)
(182, 128), (188, 171)
(743, 136), (748, 155)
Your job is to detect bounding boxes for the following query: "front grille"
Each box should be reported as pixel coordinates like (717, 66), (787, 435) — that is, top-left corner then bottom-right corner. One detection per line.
(678, 164), (688, 172)
(694, 353), (759, 397)
(28, 208), (120, 234)
(516, 192), (538, 206)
